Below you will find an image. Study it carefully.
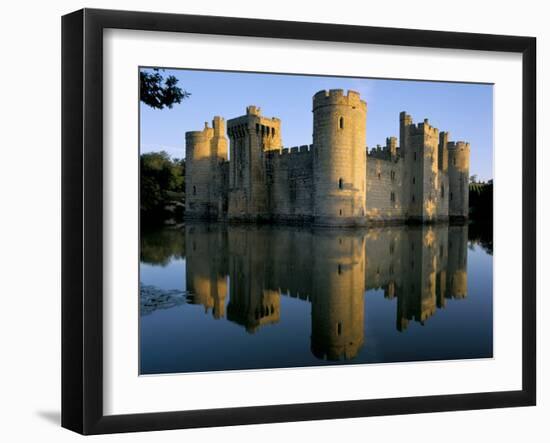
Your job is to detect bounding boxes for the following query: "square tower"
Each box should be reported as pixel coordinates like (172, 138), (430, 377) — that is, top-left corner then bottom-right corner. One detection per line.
(227, 106), (282, 221)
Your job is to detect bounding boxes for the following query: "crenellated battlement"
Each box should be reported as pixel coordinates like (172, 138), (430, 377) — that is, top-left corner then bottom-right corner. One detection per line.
(448, 141), (471, 151)
(282, 144), (314, 155)
(406, 118), (439, 137)
(227, 107), (281, 144)
(265, 144), (314, 160)
(368, 146), (402, 163)
(185, 122), (214, 143)
(246, 105), (261, 116)
(312, 89), (367, 111)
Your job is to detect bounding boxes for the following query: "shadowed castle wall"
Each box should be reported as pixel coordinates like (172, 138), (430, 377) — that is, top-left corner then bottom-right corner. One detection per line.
(265, 146), (314, 223)
(437, 132), (450, 220)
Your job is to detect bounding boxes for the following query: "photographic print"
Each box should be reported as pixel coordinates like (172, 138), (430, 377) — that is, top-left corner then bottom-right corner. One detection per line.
(139, 68), (493, 375)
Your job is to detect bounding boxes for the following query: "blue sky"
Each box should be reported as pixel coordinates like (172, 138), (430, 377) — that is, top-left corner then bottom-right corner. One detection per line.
(140, 68), (493, 181)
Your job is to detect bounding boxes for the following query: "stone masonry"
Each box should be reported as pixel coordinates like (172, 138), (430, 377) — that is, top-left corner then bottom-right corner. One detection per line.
(185, 89), (470, 226)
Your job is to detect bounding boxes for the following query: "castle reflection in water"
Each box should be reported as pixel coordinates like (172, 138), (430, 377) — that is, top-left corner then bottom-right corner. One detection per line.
(173, 223), (469, 362)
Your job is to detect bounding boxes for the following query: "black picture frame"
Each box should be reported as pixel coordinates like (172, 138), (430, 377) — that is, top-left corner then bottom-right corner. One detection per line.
(62, 8), (536, 435)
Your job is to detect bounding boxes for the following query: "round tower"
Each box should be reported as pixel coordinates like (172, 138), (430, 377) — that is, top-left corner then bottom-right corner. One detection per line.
(185, 117), (228, 220)
(312, 89), (367, 226)
(185, 123), (214, 219)
(448, 141), (470, 221)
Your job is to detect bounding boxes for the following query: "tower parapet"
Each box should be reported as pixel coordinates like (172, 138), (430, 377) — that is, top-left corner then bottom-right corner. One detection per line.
(313, 89), (367, 110)
(368, 137), (399, 162)
(312, 89), (367, 226)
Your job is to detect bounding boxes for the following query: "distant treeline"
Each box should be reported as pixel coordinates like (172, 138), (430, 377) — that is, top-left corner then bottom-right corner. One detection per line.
(469, 180), (493, 221)
(468, 180), (493, 254)
(141, 151), (185, 226)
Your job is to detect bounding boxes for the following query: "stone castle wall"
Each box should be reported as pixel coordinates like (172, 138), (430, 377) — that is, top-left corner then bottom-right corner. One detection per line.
(184, 90), (471, 226)
(265, 146), (314, 223)
(366, 155), (405, 222)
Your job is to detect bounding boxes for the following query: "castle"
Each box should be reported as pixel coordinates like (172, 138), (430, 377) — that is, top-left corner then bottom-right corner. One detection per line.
(185, 89), (470, 226)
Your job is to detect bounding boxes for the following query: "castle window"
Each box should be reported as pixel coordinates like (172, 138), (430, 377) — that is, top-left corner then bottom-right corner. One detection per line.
(339, 178), (343, 189)
(193, 185), (196, 195)
(453, 157), (456, 166)
(338, 264), (342, 275)
(414, 152), (417, 161)
(272, 127), (275, 137)
(337, 322), (342, 336)
(412, 177), (415, 185)
(378, 172), (381, 180)
(441, 185), (445, 198)
(390, 191), (395, 203)
(412, 194), (415, 203)
(391, 170), (395, 181)
(339, 209), (343, 216)
(255, 123), (259, 133)
(339, 116), (344, 129)
(450, 192), (453, 201)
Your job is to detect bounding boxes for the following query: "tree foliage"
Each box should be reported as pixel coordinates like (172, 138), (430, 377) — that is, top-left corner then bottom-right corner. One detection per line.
(140, 69), (190, 109)
(141, 151), (185, 225)
(469, 180), (493, 222)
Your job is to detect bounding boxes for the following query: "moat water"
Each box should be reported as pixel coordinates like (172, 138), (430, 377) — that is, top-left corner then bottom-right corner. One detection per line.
(139, 222), (493, 374)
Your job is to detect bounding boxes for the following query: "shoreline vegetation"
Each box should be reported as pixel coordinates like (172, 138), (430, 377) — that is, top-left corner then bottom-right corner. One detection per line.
(140, 151), (185, 226)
